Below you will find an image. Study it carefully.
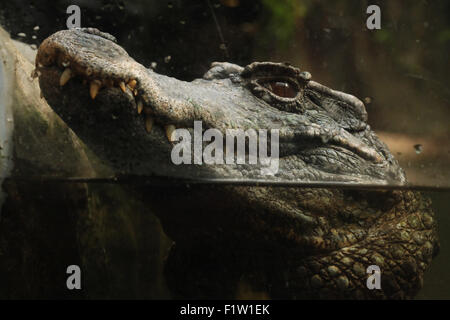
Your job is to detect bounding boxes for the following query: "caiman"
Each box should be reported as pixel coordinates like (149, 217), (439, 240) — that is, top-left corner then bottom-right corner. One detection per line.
(34, 28), (439, 299)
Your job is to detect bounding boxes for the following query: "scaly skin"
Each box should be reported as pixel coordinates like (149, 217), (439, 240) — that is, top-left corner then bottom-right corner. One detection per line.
(35, 28), (439, 299)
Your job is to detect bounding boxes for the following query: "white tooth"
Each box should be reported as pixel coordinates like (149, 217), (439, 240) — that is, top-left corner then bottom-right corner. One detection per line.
(145, 116), (154, 133)
(59, 68), (72, 86)
(137, 100), (143, 114)
(165, 124), (176, 142)
(90, 80), (102, 99)
(119, 81), (126, 92)
(127, 79), (137, 90)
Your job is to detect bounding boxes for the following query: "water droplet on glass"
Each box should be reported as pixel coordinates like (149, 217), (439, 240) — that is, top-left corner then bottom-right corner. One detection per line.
(414, 144), (423, 154)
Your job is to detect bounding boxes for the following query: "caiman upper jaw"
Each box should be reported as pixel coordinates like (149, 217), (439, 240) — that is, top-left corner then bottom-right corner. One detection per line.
(35, 28), (406, 184)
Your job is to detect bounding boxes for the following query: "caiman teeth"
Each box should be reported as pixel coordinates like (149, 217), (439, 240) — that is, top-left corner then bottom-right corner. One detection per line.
(119, 81), (126, 93)
(59, 68), (72, 86)
(127, 79), (137, 90)
(165, 124), (176, 142)
(90, 80), (102, 99)
(137, 100), (144, 114)
(145, 116), (154, 133)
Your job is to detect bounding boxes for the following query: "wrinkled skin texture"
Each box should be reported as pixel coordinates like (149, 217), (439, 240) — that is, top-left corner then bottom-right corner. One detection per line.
(35, 28), (438, 299)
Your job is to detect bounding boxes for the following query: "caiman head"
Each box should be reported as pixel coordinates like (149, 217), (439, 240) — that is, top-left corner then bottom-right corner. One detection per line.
(35, 28), (438, 299)
(35, 28), (405, 184)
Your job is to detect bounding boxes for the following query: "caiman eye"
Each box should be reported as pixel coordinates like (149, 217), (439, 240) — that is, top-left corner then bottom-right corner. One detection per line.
(258, 79), (299, 98)
(268, 81), (297, 98)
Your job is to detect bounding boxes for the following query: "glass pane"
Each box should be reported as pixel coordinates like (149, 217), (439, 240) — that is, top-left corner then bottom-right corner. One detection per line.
(0, 0), (448, 300)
